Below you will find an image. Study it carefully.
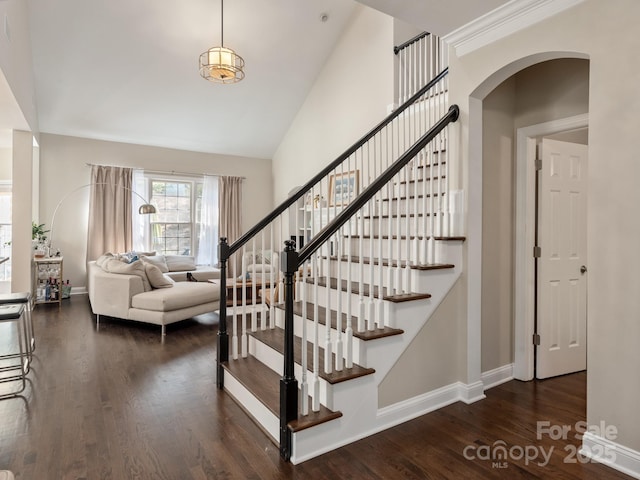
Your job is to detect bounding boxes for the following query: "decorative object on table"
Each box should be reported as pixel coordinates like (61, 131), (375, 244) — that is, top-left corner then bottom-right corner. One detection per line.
(328, 170), (360, 206)
(32, 222), (49, 258)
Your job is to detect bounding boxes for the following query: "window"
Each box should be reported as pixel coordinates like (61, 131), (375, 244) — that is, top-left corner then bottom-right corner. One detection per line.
(148, 178), (203, 256)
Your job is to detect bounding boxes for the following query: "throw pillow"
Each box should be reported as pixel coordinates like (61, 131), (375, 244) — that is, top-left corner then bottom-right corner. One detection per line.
(140, 255), (169, 273)
(103, 258), (152, 292)
(144, 264), (174, 289)
(165, 255), (196, 272)
(134, 250), (156, 257)
(115, 252), (137, 263)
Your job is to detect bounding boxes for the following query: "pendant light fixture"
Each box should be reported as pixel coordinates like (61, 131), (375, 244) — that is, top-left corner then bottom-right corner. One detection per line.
(199, 0), (245, 84)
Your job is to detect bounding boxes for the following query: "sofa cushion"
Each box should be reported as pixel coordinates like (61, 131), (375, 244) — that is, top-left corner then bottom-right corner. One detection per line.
(103, 258), (152, 292)
(131, 282), (220, 312)
(140, 255), (169, 273)
(96, 253), (115, 267)
(164, 266), (221, 282)
(165, 255), (197, 272)
(145, 264), (173, 289)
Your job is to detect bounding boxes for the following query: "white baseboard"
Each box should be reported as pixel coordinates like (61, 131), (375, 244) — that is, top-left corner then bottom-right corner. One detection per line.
(70, 286), (87, 296)
(458, 380), (486, 404)
(481, 363), (514, 390)
(581, 431), (640, 479)
(377, 380), (487, 431)
(377, 382), (462, 427)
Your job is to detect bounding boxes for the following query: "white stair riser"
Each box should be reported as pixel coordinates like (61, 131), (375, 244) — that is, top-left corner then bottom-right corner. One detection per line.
(344, 236), (430, 259)
(223, 373), (279, 443)
(358, 216), (434, 237)
(248, 335), (334, 407)
(387, 177), (446, 200)
(299, 281), (387, 313)
(275, 308), (368, 366)
(324, 257), (410, 284)
(375, 196), (445, 217)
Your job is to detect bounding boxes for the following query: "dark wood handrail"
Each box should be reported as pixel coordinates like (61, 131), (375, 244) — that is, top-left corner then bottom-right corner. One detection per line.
(394, 31), (430, 55)
(224, 68), (449, 259)
(296, 105), (459, 267)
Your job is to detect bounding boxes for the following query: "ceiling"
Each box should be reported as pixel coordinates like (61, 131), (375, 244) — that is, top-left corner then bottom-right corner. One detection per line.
(23, 0), (508, 159)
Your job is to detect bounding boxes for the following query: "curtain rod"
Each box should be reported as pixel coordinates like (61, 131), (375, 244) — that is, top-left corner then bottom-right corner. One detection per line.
(85, 162), (246, 180)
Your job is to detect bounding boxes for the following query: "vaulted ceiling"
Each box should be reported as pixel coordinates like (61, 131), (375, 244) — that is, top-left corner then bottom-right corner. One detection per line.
(22, 0), (508, 159)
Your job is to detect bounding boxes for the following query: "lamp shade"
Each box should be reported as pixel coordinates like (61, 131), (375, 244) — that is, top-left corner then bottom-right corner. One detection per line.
(138, 203), (157, 215)
(199, 46), (245, 83)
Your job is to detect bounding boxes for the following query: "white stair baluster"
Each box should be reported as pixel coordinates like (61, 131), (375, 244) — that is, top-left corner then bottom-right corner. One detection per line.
(312, 254), (320, 412)
(231, 255), (238, 360)
(300, 270), (308, 415)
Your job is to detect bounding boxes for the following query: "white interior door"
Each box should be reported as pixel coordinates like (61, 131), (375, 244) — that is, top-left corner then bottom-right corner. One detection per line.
(536, 138), (588, 379)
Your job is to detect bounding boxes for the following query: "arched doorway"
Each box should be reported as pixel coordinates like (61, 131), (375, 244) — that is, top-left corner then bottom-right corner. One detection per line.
(465, 53), (590, 388)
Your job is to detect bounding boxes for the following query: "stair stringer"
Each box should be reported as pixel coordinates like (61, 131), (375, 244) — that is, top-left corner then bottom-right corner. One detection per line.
(289, 241), (468, 464)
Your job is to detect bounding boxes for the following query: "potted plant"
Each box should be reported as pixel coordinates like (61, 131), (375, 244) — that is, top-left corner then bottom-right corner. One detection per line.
(32, 222), (49, 258)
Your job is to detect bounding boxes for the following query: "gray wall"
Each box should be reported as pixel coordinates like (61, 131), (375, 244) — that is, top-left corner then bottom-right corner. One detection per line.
(450, 0), (640, 453)
(379, 278), (465, 407)
(481, 58), (589, 373)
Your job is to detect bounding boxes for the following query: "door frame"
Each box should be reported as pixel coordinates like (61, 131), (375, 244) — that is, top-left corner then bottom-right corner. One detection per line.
(513, 113), (589, 381)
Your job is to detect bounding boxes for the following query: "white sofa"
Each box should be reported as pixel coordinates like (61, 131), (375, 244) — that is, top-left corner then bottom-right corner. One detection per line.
(87, 255), (221, 335)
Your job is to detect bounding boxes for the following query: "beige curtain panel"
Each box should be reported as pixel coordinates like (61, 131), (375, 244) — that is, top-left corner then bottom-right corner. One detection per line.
(86, 165), (134, 261)
(219, 176), (243, 273)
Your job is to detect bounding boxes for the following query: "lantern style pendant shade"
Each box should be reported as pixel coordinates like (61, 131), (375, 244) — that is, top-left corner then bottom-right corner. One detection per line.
(199, 0), (244, 84)
(199, 46), (245, 83)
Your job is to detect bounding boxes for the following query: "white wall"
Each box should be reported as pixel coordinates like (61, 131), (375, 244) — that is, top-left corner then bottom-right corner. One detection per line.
(272, 5), (394, 203)
(0, 148), (11, 180)
(0, 1), (38, 134)
(39, 133), (273, 289)
(450, 0), (640, 454)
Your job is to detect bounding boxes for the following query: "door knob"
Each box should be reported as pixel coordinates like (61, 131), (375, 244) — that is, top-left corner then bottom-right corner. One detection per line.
(580, 265), (587, 274)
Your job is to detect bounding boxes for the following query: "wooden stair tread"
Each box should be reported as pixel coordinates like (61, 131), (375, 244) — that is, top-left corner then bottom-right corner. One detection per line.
(434, 236), (466, 241)
(222, 356), (342, 433)
(384, 292), (432, 302)
(377, 192), (444, 202)
(346, 233), (439, 240)
(398, 174), (446, 185)
(325, 254), (455, 271)
(249, 327), (375, 384)
(304, 276), (385, 298)
(415, 159), (446, 168)
(360, 212), (427, 219)
(275, 301), (404, 341)
(302, 276), (432, 303)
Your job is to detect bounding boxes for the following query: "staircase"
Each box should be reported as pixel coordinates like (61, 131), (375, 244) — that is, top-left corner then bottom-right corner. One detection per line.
(216, 33), (465, 463)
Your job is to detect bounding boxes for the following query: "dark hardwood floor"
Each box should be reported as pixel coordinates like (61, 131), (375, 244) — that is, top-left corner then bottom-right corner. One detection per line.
(0, 296), (630, 479)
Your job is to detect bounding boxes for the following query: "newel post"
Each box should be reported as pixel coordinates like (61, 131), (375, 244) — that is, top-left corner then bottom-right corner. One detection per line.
(279, 239), (299, 461)
(217, 237), (230, 389)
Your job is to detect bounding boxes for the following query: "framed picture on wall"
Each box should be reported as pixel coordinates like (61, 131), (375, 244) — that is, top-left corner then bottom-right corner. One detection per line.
(328, 170), (360, 207)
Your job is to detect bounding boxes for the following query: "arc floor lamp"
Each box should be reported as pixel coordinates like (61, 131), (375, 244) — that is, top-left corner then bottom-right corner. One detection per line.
(46, 182), (156, 257)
